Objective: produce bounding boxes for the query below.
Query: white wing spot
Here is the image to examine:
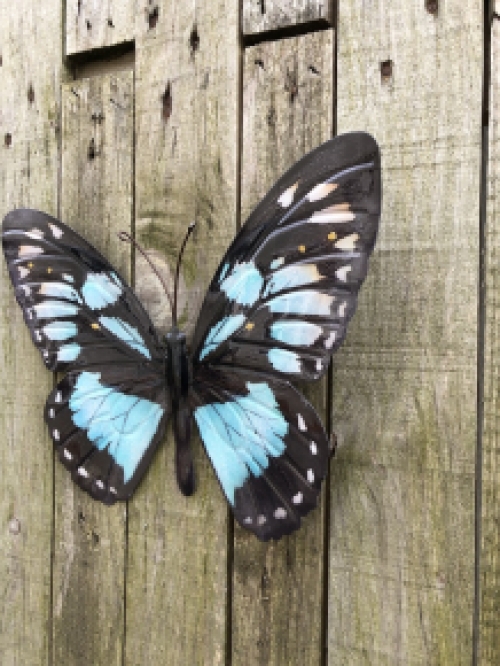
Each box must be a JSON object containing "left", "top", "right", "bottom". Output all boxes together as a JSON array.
[
  {"left": 27, "top": 310, "right": 33, "bottom": 320},
  {"left": 43, "top": 350, "right": 49, "bottom": 359},
  {"left": 277, "top": 182, "right": 299, "bottom": 208},
  {"left": 18, "top": 245, "right": 44, "bottom": 258},
  {"left": 110, "top": 486, "right": 118, "bottom": 495},
  {"left": 49, "top": 224, "right": 63, "bottom": 238},
  {"left": 324, "top": 331, "right": 337, "bottom": 349},
  {"left": 336, "top": 265, "right": 352, "bottom": 282},
  {"left": 307, "top": 182, "right": 337, "bottom": 202},
  {"left": 55, "top": 391, "right": 62, "bottom": 403},
  {"left": 34, "top": 330, "right": 42, "bottom": 342},
  {"left": 24, "top": 228, "right": 44, "bottom": 240},
  {"left": 292, "top": 492, "right": 303, "bottom": 505},
  {"left": 315, "top": 359, "right": 322, "bottom": 372},
  {"left": 53, "top": 429, "right": 60, "bottom": 441},
  {"left": 257, "top": 515, "right": 267, "bottom": 526},
  {"left": 21, "top": 284, "right": 31, "bottom": 296},
  {"left": 18, "top": 266, "right": 29, "bottom": 278},
  {"left": 62, "top": 274, "right": 74, "bottom": 283},
  {"left": 310, "top": 441, "right": 318, "bottom": 455},
  {"left": 243, "top": 517, "right": 253, "bottom": 525},
  {"left": 335, "top": 233, "right": 359, "bottom": 251},
  {"left": 298, "top": 414, "right": 307, "bottom": 431},
  {"left": 48, "top": 408, "right": 55, "bottom": 419},
  {"left": 63, "top": 449, "right": 73, "bottom": 460},
  {"left": 338, "top": 302, "right": 347, "bottom": 317},
  {"left": 307, "top": 469, "right": 315, "bottom": 483},
  {"left": 77, "top": 467, "right": 89, "bottom": 478},
  {"left": 274, "top": 508, "right": 287, "bottom": 519},
  {"left": 96, "top": 480, "right": 105, "bottom": 490}
]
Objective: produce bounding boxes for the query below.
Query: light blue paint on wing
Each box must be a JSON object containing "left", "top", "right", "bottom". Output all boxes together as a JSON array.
[
  {"left": 267, "top": 348, "right": 302, "bottom": 374},
  {"left": 69, "top": 371, "right": 164, "bottom": 482},
  {"left": 270, "top": 257, "right": 284, "bottom": 270},
  {"left": 263, "top": 264, "right": 323, "bottom": 297},
  {"left": 218, "top": 261, "right": 230, "bottom": 283},
  {"left": 81, "top": 272, "right": 122, "bottom": 310},
  {"left": 220, "top": 261, "right": 263, "bottom": 307},
  {"left": 267, "top": 290, "right": 334, "bottom": 316},
  {"left": 34, "top": 301, "right": 79, "bottom": 319},
  {"left": 199, "top": 313, "right": 245, "bottom": 361},
  {"left": 39, "top": 282, "right": 81, "bottom": 303},
  {"left": 57, "top": 343, "right": 81, "bottom": 362},
  {"left": 194, "top": 381, "right": 288, "bottom": 505},
  {"left": 270, "top": 320, "right": 322, "bottom": 347},
  {"left": 43, "top": 321, "right": 78, "bottom": 341},
  {"left": 98, "top": 316, "right": 151, "bottom": 359}
]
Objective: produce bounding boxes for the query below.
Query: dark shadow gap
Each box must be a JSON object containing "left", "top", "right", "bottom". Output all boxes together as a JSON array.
[
  {"left": 473, "top": 1, "right": 493, "bottom": 664},
  {"left": 66, "top": 41, "right": 135, "bottom": 79},
  {"left": 243, "top": 19, "right": 333, "bottom": 48}
]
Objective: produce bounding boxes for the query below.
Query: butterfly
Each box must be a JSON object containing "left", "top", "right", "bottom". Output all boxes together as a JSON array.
[{"left": 2, "top": 131, "right": 381, "bottom": 541}]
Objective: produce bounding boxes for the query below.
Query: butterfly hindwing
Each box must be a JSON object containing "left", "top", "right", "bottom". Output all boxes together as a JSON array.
[
  {"left": 191, "top": 132, "right": 381, "bottom": 381},
  {"left": 191, "top": 366, "right": 330, "bottom": 540},
  {"left": 2, "top": 209, "right": 163, "bottom": 371},
  {"left": 45, "top": 362, "right": 169, "bottom": 503}
]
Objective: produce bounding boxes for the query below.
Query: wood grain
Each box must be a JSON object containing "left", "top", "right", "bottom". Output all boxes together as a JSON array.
[
  {"left": 65, "top": 0, "right": 135, "bottom": 56},
  {"left": 479, "top": 4, "right": 500, "bottom": 664},
  {"left": 233, "top": 30, "right": 333, "bottom": 666},
  {"left": 52, "top": 73, "right": 133, "bottom": 666},
  {"left": 242, "top": 0, "right": 333, "bottom": 35},
  {"left": 330, "top": 1, "right": 482, "bottom": 664},
  {"left": 125, "top": 1, "right": 239, "bottom": 663},
  {"left": 0, "top": 2, "right": 62, "bottom": 664}
]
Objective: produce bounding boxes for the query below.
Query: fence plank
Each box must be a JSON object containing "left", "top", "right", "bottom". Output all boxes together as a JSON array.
[
  {"left": 0, "top": 2, "right": 62, "bottom": 664},
  {"left": 242, "top": 0, "right": 333, "bottom": 36},
  {"left": 480, "top": 5, "right": 500, "bottom": 664},
  {"left": 65, "top": 0, "right": 135, "bottom": 56},
  {"left": 52, "top": 73, "right": 133, "bottom": 666},
  {"left": 233, "top": 30, "right": 333, "bottom": 666},
  {"left": 125, "top": 2, "right": 239, "bottom": 663},
  {"left": 330, "top": 2, "right": 482, "bottom": 664}
]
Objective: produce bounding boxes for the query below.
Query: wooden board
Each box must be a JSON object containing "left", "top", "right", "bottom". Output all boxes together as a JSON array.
[
  {"left": 0, "top": 2, "right": 62, "bottom": 664},
  {"left": 124, "top": 2, "right": 239, "bottom": 663},
  {"left": 242, "top": 0, "right": 333, "bottom": 36},
  {"left": 479, "top": 4, "right": 500, "bottom": 664},
  {"left": 52, "top": 73, "right": 133, "bottom": 666},
  {"left": 330, "top": 1, "right": 482, "bottom": 664},
  {"left": 232, "top": 30, "right": 333, "bottom": 666},
  {"left": 66, "top": 0, "right": 135, "bottom": 56}
]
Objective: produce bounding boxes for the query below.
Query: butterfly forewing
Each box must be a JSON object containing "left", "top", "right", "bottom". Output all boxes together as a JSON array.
[{"left": 191, "top": 132, "right": 381, "bottom": 381}]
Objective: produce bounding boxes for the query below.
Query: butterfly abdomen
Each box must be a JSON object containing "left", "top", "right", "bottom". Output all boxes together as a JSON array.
[{"left": 164, "top": 328, "right": 195, "bottom": 496}]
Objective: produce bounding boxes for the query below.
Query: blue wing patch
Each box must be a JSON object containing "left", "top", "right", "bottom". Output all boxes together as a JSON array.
[
  {"left": 220, "top": 261, "right": 263, "bottom": 307},
  {"left": 69, "top": 371, "right": 164, "bottom": 483},
  {"left": 199, "top": 313, "right": 246, "bottom": 361},
  {"left": 98, "top": 316, "right": 151, "bottom": 359},
  {"left": 193, "top": 381, "right": 287, "bottom": 505},
  {"left": 269, "top": 321, "right": 322, "bottom": 346},
  {"left": 81, "top": 272, "right": 122, "bottom": 309}
]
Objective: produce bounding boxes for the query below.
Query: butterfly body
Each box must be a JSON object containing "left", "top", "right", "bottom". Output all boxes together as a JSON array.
[{"left": 2, "top": 132, "right": 381, "bottom": 540}]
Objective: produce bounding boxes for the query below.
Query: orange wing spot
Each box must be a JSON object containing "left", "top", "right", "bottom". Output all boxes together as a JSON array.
[
  {"left": 27, "top": 262, "right": 34, "bottom": 269},
  {"left": 245, "top": 322, "right": 255, "bottom": 331},
  {"left": 47, "top": 267, "right": 53, "bottom": 274},
  {"left": 328, "top": 232, "right": 337, "bottom": 241},
  {"left": 298, "top": 245, "right": 306, "bottom": 253},
  {"left": 91, "top": 322, "right": 100, "bottom": 330}
]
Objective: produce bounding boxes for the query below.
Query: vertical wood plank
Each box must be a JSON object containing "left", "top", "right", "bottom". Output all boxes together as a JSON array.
[
  {"left": 233, "top": 31, "right": 333, "bottom": 666},
  {"left": 480, "top": 4, "right": 500, "bottom": 664},
  {"left": 52, "top": 73, "right": 133, "bottom": 666},
  {"left": 242, "top": 0, "right": 333, "bottom": 36},
  {"left": 330, "top": 2, "right": 482, "bottom": 664},
  {"left": 0, "top": 2, "right": 62, "bottom": 664},
  {"left": 125, "top": 2, "right": 239, "bottom": 663},
  {"left": 66, "top": 0, "right": 135, "bottom": 56}
]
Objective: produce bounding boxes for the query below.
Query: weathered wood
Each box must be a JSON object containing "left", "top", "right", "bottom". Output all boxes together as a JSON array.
[
  {"left": 330, "top": 2, "right": 482, "bottom": 664},
  {"left": 480, "top": 5, "right": 500, "bottom": 664},
  {"left": 52, "top": 73, "right": 133, "bottom": 666},
  {"left": 242, "top": 0, "right": 333, "bottom": 35},
  {"left": 233, "top": 30, "right": 333, "bottom": 666},
  {"left": 0, "top": 2, "right": 62, "bottom": 664},
  {"left": 66, "top": 0, "right": 135, "bottom": 56},
  {"left": 125, "top": 2, "right": 239, "bottom": 663}
]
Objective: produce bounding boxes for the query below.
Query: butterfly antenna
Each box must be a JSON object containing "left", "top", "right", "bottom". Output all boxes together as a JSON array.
[
  {"left": 117, "top": 231, "right": 175, "bottom": 315},
  {"left": 172, "top": 221, "right": 196, "bottom": 327}
]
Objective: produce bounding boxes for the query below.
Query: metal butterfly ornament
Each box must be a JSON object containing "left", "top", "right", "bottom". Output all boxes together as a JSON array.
[{"left": 2, "top": 132, "right": 381, "bottom": 541}]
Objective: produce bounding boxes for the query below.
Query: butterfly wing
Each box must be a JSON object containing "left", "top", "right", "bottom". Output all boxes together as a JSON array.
[
  {"left": 190, "top": 132, "right": 381, "bottom": 539},
  {"left": 2, "top": 209, "right": 169, "bottom": 501}
]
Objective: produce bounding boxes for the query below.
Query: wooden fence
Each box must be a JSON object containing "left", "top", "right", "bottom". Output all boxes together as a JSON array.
[{"left": 0, "top": 1, "right": 497, "bottom": 664}]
